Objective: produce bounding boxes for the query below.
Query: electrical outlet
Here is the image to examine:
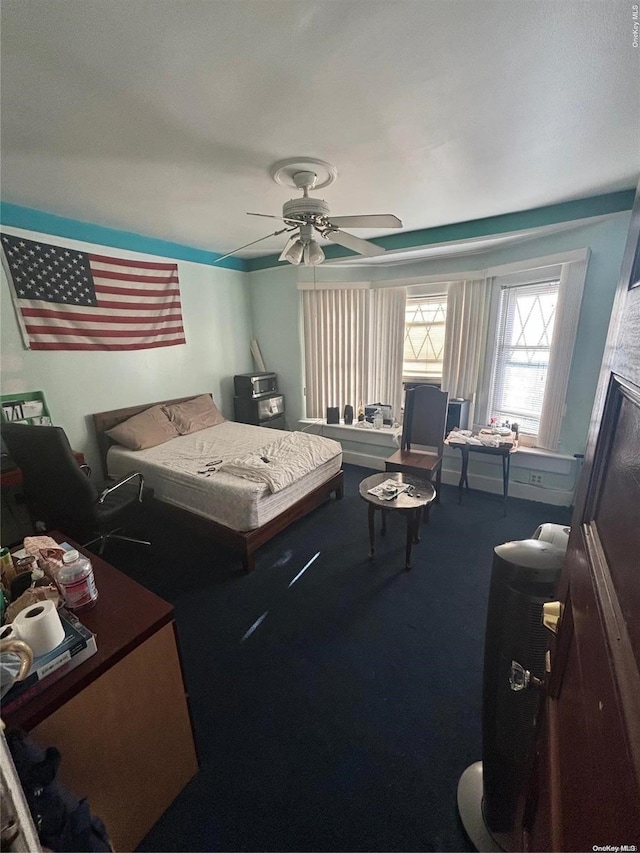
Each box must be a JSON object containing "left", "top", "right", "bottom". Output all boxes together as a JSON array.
[{"left": 529, "top": 472, "right": 544, "bottom": 486}]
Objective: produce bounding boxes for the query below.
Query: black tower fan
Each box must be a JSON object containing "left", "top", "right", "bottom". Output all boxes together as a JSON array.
[{"left": 457, "top": 537, "right": 565, "bottom": 851}]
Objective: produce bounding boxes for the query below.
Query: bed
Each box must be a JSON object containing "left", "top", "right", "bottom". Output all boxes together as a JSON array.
[{"left": 92, "top": 394, "right": 343, "bottom": 572}]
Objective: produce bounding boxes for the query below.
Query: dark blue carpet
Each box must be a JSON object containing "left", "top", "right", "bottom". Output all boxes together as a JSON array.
[{"left": 101, "top": 464, "right": 570, "bottom": 853}]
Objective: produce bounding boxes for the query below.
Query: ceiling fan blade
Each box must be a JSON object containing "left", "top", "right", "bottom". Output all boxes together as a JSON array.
[
  {"left": 213, "top": 226, "right": 295, "bottom": 264},
  {"left": 327, "top": 214, "right": 403, "bottom": 229},
  {"left": 278, "top": 234, "right": 300, "bottom": 262},
  {"left": 324, "top": 229, "right": 386, "bottom": 257}
]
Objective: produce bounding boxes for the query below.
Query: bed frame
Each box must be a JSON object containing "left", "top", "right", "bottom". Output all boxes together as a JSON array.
[{"left": 92, "top": 395, "right": 343, "bottom": 573}]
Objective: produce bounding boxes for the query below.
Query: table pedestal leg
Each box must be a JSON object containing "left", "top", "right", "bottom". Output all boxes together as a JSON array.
[
  {"left": 381, "top": 508, "right": 387, "bottom": 536},
  {"left": 405, "top": 511, "right": 417, "bottom": 569},
  {"left": 458, "top": 447, "right": 470, "bottom": 504},
  {"left": 368, "top": 504, "right": 376, "bottom": 559},
  {"left": 502, "top": 454, "right": 511, "bottom": 516}
]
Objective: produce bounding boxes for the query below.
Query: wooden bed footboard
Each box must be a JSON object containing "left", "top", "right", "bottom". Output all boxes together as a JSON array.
[
  {"left": 151, "top": 469, "right": 343, "bottom": 572},
  {"left": 92, "top": 396, "right": 344, "bottom": 572}
]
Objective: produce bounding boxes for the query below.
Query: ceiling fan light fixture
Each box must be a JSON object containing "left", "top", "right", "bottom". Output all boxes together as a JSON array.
[
  {"left": 283, "top": 239, "right": 304, "bottom": 265},
  {"left": 225, "top": 160, "right": 402, "bottom": 266},
  {"left": 304, "top": 240, "right": 325, "bottom": 266}
]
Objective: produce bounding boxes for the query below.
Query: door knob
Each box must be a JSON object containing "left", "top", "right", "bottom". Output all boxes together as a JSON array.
[{"left": 509, "top": 660, "right": 545, "bottom": 692}]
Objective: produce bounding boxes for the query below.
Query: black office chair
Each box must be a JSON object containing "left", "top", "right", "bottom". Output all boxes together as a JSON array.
[
  {"left": 1, "top": 423, "right": 151, "bottom": 554},
  {"left": 385, "top": 384, "right": 449, "bottom": 518}
]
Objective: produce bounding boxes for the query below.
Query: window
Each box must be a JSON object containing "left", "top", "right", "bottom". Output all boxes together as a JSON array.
[
  {"left": 487, "top": 280, "right": 559, "bottom": 435},
  {"left": 403, "top": 294, "right": 447, "bottom": 382}
]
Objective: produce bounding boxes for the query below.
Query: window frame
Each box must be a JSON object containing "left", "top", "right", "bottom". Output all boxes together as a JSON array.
[
  {"left": 402, "top": 283, "right": 449, "bottom": 384},
  {"left": 487, "top": 275, "right": 560, "bottom": 438},
  {"left": 477, "top": 253, "right": 589, "bottom": 448}
]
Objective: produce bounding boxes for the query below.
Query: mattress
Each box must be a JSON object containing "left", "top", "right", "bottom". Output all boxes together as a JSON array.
[{"left": 106, "top": 421, "right": 342, "bottom": 531}]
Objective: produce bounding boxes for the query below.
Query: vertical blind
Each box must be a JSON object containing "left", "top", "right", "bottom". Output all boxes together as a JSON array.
[
  {"left": 488, "top": 279, "right": 559, "bottom": 434},
  {"left": 369, "top": 287, "right": 406, "bottom": 423},
  {"left": 302, "top": 288, "right": 370, "bottom": 419},
  {"left": 302, "top": 287, "right": 406, "bottom": 420}
]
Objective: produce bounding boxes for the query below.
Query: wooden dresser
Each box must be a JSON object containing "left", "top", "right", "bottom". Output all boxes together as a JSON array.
[{"left": 2, "top": 533, "right": 199, "bottom": 852}]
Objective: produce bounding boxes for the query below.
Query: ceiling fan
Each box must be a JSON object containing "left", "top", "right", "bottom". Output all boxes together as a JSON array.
[{"left": 215, "top": 159, "right": 403, "bottom": 266}]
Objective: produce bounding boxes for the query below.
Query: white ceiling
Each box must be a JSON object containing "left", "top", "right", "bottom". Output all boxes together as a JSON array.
[{"left": 1, "top": 0, "right": 638, "bottom": 261}]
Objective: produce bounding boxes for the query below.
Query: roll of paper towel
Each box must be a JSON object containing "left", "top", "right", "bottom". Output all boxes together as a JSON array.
[
  {"left": 0, "top": 623, "right": 22, "bottom": 643},
  {"left": 13, "top": 599, "right": 65, "bottom": 657}
]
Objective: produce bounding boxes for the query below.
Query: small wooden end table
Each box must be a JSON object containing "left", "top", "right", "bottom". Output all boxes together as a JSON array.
[
  {"left": 358, "top": 472, "right": 436, "bottom": 569},
  {"left": 445, "top": 434, "right": 518, "bottom": 515}
]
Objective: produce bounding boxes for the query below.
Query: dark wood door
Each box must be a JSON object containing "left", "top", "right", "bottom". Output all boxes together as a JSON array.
[{"left": 520, "top": 186, "right": 640, "bottom": 852}]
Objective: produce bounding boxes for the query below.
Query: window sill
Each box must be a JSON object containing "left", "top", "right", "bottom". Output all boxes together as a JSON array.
[
  {"left": 299, "top": 419, "right": 402, "bottom": 448},
  {"left": 511, "top": 445, "right": 575, "bottom": 474}
]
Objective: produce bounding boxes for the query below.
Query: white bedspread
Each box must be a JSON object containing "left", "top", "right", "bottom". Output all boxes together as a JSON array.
[
  {"left": 106, "top": 421, "right": 342, "bottom": 531},
  {"left": 219, "top": 431, "right": 339, "bottom": 492}
]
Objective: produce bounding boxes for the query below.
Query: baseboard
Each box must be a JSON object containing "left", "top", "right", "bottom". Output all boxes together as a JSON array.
[
  {"left": 342, "top": 450, "right": 387, "bottom": 470},
  {"left": 440, "top": 468, "right": 573, "bottom": 506}
]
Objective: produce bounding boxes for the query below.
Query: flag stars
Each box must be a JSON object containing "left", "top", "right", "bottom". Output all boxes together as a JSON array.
[{"left": 2, "top": 234, "right": 98, "bottom": 308}]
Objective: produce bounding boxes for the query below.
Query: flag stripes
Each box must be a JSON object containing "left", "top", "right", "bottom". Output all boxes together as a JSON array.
[{"left": 1, "top": 233, "right": 186, "bottom": 351}]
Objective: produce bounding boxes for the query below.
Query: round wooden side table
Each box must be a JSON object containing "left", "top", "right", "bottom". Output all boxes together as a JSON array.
[{"left": 358, "top": 472, "right": 436, "bottom": 569}]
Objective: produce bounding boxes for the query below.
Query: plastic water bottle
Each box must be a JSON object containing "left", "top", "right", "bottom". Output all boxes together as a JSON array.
[
  {"left": 56, "top": 549, "right": 98, "bottom": 612},
  {"left": 0, "top": 546, "right": 14, "bottom": 587},
  {"left": 373, "top": 408, "right": 384, "bottom": 429}
]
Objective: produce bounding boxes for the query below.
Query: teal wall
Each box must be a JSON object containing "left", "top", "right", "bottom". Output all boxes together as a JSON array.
[
  {"left": 247, "top": 264, "right": 304, "bottom": 427},
  {"left": 248, "top": 213, "right": 632, "bottom": 456}
]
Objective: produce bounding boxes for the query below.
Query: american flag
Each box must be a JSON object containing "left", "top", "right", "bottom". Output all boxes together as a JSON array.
[{"left": 1, "top": 233, "right": 186, "bottom": 351}]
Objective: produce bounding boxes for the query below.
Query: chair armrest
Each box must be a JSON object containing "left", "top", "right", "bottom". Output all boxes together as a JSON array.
[{"left": 98, "top": 471, "right": 145, "bottom": 503}]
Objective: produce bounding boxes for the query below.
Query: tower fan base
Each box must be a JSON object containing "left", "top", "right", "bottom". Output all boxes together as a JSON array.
[{"left": 456, "top": 762, "right": 509, "bottom": 852}]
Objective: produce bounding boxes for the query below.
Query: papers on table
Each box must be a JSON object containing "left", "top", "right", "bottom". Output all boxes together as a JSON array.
[
  {"left": 446, "top": 429, "right": 516, "bottom": 447},
  {"left": 367, "top": 478, "right": 411, "bottom": 500}
]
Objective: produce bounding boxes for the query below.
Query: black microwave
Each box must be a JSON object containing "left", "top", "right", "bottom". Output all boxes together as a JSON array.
[{"left": 234, "top": 372, "right": 278, "bottom": 398}]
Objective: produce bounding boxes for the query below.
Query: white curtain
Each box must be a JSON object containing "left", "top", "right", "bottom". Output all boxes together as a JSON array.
[
  {"left": 441, "top": 277, "right": 493, "bottom": 427},
  {"left": 537, "top": 256, "right": 588, "bottom": 450},
  {"left": 368, "top": 287, "right": 407, "bottom": 423},
  {"left": 302, "top": 286, "right": 407, "bottom": 420}
]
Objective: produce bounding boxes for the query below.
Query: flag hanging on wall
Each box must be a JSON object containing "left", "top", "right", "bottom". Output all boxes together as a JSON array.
[{"left": 1, "top": 232, "right": 186, "bottom": 351}]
